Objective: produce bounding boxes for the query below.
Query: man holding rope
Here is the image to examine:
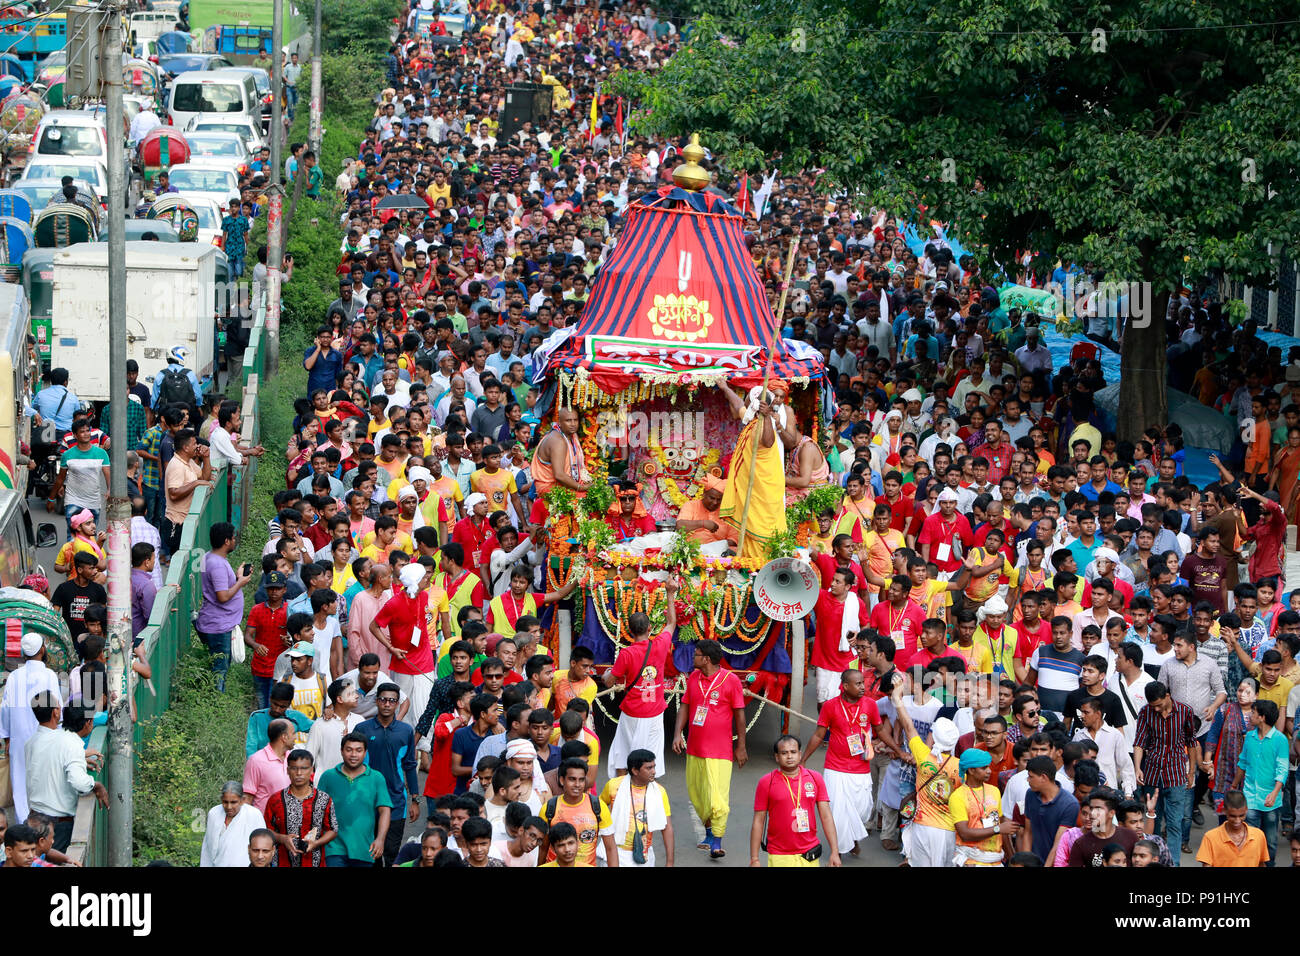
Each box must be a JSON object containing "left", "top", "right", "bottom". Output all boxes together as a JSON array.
[{"left": 603, "top": 578, "right": 680, "bottom": 781}]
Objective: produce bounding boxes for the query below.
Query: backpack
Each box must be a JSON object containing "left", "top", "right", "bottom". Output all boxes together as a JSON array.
[
  {"left": 156, "top": 365, "right": 192, "bottom": 409},
  {"left": 545, "top": 793, "right": 601, "bottom": 820}
]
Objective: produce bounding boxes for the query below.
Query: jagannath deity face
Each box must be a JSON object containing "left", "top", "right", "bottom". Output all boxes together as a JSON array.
[{"left": 660, "top": 438, "right": 702, "bottom": 478}]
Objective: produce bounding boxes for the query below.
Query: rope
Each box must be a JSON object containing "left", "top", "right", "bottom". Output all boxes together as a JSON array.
[{"left": 742, "top": 687, "right": 819, "bottom": 726}]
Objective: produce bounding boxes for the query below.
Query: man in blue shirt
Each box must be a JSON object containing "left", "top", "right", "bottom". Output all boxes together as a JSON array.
[
  {"left": 31, "top": 367, "right": 79, "bottom": 438},
  {"left": 356, "top": 683, "right": 419, "bottom": 865},
  {"left": 244, "top": 683, "right": 313, "bottom": 758},
  {"left": 303, "top": 326, "right": 344, "bottom": 394},
  {"left": 149, "top": 356, "right": 203, "bottom": 408},
  {"left": 1022, "top": 755, "right": 1080, "bottom": 862},
  {"left": 1079, "top": 455, "right": 1123, "bottom": 502},
  {"left": 1232, "top": 698, "right": 1289, "bottom": 866}
]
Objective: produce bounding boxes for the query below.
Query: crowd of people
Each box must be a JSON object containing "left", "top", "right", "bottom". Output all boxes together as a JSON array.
[{"left": 4, "top": 0, "right": 1300, "bottom": 871}]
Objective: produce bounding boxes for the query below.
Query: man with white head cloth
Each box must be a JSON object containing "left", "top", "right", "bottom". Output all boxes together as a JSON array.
[
  {"left": 369, "top": 562, "right": 437, "bottom": 745},
  {"left": 0, "top": 633, "right": 64, "bottom": 824},
  {"left": 892, "top": 681, "right": 963, "bottom": 867}
]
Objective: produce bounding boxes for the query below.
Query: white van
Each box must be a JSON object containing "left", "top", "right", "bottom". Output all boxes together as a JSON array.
[
  {"left": 129, "top": 10, "right": 181, "bottom": 44},
  {"left": 167, "top": 69, "right": 260, "bottom": 132}
]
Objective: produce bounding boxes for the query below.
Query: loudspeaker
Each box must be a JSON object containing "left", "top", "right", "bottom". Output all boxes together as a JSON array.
[
  {"left": 752, "top": 558, "right": 818, "bottom": 621},
  {"left": 499, "top": 83, "right": 553, "bottom": 141}
]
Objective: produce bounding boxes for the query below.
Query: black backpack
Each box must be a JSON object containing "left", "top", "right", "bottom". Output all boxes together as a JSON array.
[{"left": 156, "top": 365, "right": 192, "bottom": 409}]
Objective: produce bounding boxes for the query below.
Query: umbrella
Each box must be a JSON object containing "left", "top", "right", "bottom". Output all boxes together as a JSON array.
[{"left": 376, "top": 195, "right": 429, "bottom": 210}]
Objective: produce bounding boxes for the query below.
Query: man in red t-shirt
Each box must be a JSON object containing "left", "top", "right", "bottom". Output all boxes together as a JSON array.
[
  {"left": 603, "top": 578, "right": 679, "bottom": 780},
  {"left": 868, "top": 575, "right": 926, "bottom": 659},
  {"left": 879, "top": 471, "right": 915, "bottom": 535},
  {"left": 810, "top": 565, "right": 860, "bottom": 707},
  {"left": 370, "top": 564, "right": 435, "bottom": 747},
  {"left": 750, "top": 734, "right": 841, "bottom": 867},
  {"left": 800, "top": 669, "right": 882, "bottom": 857},
  {"left": 245, "top": 572, "right": 291, "bottom": 710},
  {"left": 918, "top": 488, "right": 974, "bottom": 576},
  {"left": 672, "top": 638, "right": 748, "bottom": 858},
  {"left": 813, "top": 535, "right": 868, "bottom": 598},
  {"left": 1012, "top": 594, "right": 1052, "bottom": 683},
  {"left": 897, "top": 617, "right": 948, "bottom": 673}
]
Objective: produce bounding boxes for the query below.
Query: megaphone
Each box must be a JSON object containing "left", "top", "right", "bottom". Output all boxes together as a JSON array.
[{"left": 752, "top": 557, "right": 818, "bottom": 622}]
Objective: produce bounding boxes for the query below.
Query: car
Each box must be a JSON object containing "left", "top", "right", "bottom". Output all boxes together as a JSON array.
[
  {"left": 183, "top": 113, "right": 264, "bottom": 152},
  {"left": 183, "top": 132, "right": 251, "bottom": 176},
  {"left": 223, "top": 65, "right": 275, "bottom": 132},
  {"left": 174, "top": 193, "right": 226, "bottom": 248},
  {"left": 164, "top": 163, "right": 240, "bottom": 208},
  {"left": 31, "top": 111, "right": 108, "bottom": 164},
  {"left": 20, "top": 160, "right": 110, "bottom": 208},
  {"left": 156, "top": 53, "right": 233, "bottom": 79},
  {"left": 82, "top": 93, "right": 152, "bottom": 128}
]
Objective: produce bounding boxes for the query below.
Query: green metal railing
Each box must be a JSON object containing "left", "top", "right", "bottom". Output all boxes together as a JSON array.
[{"left": 69, "top": 299, "right": 268, "bottom": 866}]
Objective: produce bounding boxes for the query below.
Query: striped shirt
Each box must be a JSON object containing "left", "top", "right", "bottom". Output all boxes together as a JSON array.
[{"left": 1132, "top": 700, "right": 1197, "bottom": 789}]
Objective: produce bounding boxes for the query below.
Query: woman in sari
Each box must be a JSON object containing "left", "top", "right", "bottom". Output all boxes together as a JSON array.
[
  {"left": 1200, "top": 677, "right": 1256, "bottom": 823},
  {"left": 1267, "top": 425, "right": 1300, "bottom": 523}
]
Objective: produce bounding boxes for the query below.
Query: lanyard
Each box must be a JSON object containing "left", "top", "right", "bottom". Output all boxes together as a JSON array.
[
  {"left": 697, "top": 668, "right": 724, "bottom": 702},
  {"left": 780, "top": 769, "right": 804, "bottom": 813},
  {"left": 839, "top": 697, "right": 863, "bottom": 731},
  {"left": 887, "top": 602, "right": 906, "bottom": 635}
]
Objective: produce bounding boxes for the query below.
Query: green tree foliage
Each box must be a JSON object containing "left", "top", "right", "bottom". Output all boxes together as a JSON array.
[
  {"left": 318, "top": 0, "right": 404, "bottom": 55},
  {"left": 618, "top": 0, "right": 1300, "bottom": 436}
]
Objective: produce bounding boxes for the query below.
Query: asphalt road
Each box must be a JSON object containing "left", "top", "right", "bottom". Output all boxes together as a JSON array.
[{"left": 541, "top": 682, "right": 1284, "bottom": 868}]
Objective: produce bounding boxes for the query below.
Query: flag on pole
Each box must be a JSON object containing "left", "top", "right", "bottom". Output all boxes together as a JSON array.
[
  {"left": 588, "top": 85, "right": 600, "bottom": 144},
  {"left": 613, "top": 96, "right": 624, "bottom": 145},
  {"left": 737, "top": 171, "right": 749, "bottom": 215},
  {"left": 752, "top": 168, "right": 778, "bottom": 220}
]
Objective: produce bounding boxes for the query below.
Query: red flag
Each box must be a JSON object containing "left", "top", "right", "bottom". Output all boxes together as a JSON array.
[
  {"left": 738, "top": 171, "right": 749, "bottom": 215},
  {"left": 614, "top": 97, "right": 624, "bottom": 144}
]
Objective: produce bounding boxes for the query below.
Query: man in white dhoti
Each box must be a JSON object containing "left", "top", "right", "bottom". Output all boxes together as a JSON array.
[
  {"left": 800, "top": 670, "right": 882, "bottom": 856},
  {"left": 0, "top": 634, "right": 64, "bottom": 824}
]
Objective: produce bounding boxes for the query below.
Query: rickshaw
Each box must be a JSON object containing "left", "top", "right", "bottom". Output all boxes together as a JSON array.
[
  {"left": 137, "top": 126, "right": 190, "bottom": 185},
  {"left": 0, "top": 215, "right": 32, "bottom": 279},
  {"left": 0, "top": 92, "right": 42, "bottom": 145},
  {"left": 0, "top": 188, "right": 33, "bottom": 223},
  {"left": 32, "top": 201, "right": 98, "bottom": 248},
  {"left": 147, "top": 194, "right": 199, "bottom": 241},
  {"left": 0, "top": 54, "right": 23, "bottom": 81},
  {"left": 123, "top": 58, "right": 161, "bottom": 99},
  {"left": 0, "top": 75, "right": 21, "bottom": 100},
  {"left": 22, "top": 246, "right": 55, "bottom": 366}
]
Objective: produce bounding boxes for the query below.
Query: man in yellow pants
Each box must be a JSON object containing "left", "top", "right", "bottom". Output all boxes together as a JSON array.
[
  {"left": 749, "top": 735, "right": 842, "bottom": 867},
  {"left": 672, "top": 639, "right": 748, "bottom": 859}
]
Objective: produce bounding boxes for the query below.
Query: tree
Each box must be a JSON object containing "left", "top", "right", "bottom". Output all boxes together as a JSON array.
[{"left": 615, "top": 1, "right": 1300, "bottom": 439}]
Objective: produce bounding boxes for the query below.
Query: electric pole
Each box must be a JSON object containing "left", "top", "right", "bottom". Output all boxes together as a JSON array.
[
  {"left": 264, "top": 0, "right": 284, "bottom": 375},
  {"left": 309, "top": 0, "right": 321, "bottom": 155},
  {"left": 103, "top": 0, "right": 134, "bottom": 868}
]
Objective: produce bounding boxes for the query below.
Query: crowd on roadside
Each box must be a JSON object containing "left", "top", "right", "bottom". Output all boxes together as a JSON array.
[{"left": 5, "top": 0, "right": 1300, "bottom": 871}]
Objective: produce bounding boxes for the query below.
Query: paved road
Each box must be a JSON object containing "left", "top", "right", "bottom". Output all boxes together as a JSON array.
[{"left": 565, "top": 682, "right": 1282, "bottom": 868}]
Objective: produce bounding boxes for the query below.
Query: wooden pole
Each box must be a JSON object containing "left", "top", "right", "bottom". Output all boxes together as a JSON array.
[{"left": 735, "top": 239, "right": 799, "bottom": 554}]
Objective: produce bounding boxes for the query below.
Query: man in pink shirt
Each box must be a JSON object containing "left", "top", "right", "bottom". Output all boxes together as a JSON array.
[
  {"left": 242, "top": 718, "right": 294, "bottom": 814},
  {"left": 347, "top": 562, "right": 393, "bottom": 670},
  {"left": 1125, "top": 471, "right": 1155, "bottom": 521}
]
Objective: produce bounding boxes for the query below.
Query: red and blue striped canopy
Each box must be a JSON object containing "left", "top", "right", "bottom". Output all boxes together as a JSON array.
[{"left": 541, "top": 185, "right": 823, "bottom": 390}]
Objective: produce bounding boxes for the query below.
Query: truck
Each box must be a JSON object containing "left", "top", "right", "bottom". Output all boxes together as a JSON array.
[
  {"left": 47, "top": 241, "right": 218, "bottom": 402},
  {"left": 190, "top": 0, "right": 309, "bottom": 62},
  {"left": 0, "top": 283, "right": 55, "bottom": 586}
]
